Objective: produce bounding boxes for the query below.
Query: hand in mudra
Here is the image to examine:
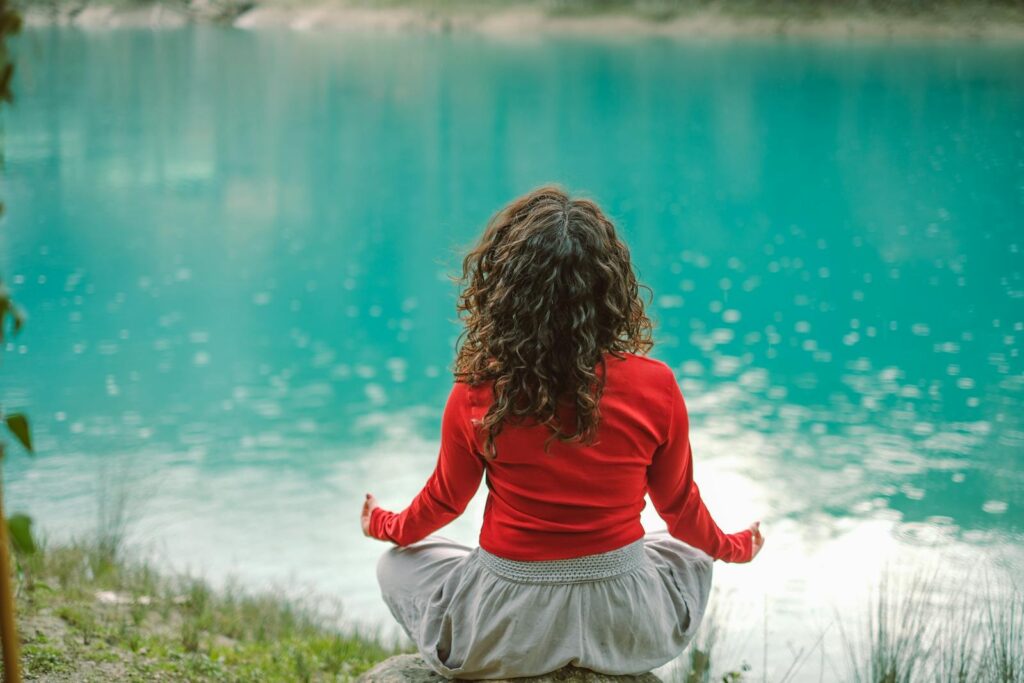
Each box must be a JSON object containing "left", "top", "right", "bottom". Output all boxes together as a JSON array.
[
  {"left": 748, "top": 520, "right": 765, "bottom": 561},
  {"left": 361, "top": 493, "right": 379, "bottom": 538}
]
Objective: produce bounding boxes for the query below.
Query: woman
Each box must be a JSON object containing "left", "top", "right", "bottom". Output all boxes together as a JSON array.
[{"left": 360, "top": 185, "right": 764, "bottom": 679}]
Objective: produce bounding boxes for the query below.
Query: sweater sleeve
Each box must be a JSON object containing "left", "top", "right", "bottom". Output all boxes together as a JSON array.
[
  {"left": 646, "top": 373, "right": 753, "bottom": 563},
  {"left": 368, "top": 381, "right": 485, "bottom": 546}
]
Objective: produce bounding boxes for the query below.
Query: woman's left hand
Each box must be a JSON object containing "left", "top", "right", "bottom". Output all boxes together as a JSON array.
[
  {"left": 361, "top": 493, "right": 379, "bottom": 538},
  {"left": 747, "top": 520, "right": 764, "bottom": 561}
]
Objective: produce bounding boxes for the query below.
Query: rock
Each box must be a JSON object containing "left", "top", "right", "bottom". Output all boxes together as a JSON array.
[
  {"left": 188, "top": 0, "right": 254, "bottom": 23},
  {"left": 357, "top": 654, "right": 661, "bottom": 683}
]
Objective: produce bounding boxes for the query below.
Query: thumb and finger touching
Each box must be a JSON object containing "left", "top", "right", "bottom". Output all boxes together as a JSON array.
[
  {"left": 746, "top": 520, "right": 765, "bottom": 561},
  {"left": 361, "top": 494, "right": 380, "bottom": 537}
]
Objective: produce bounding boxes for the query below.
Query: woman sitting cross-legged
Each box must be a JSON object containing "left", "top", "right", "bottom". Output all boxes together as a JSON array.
[{"left": 360, "top": 184, "right": 765, "bottom": 680}]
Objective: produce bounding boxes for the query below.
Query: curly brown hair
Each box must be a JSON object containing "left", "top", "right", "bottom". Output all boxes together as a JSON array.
[{"left": 452, "top": 184, "right": 655, "bottom": 462}]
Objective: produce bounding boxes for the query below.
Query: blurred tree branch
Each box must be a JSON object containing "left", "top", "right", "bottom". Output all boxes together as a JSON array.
[{"left": 0, "top": 3, "right": 27, "bottom": 681}]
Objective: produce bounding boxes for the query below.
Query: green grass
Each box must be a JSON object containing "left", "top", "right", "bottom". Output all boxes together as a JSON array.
[
  {"left": 662, "top": 567, "right": 1024, "bottom": 683},
  {"left": 838, "top": 567, "right": 1024, "bottom": 683},
  {"left": 13, "top": 540, "right": 410, "bottom": 682},
  {"left": 981, "top": 589, "right": 1023, "bottom": 683},
  {"left": 11, "top": 540, "right": 1024, "bottom": 682}
]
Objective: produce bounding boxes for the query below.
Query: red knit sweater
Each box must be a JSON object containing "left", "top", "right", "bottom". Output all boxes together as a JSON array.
[{"left": 368, "top": 352, "right": 753, "bottom": 563}]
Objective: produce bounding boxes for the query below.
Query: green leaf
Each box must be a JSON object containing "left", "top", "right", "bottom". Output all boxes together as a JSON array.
[
  {"left": 0, "top": 299, "right": 9, "bottom": 346},
  {"left": 0, "top": 285, "right": 10, "bottom": 343},
  {"left": 0, "top": 63, "right": 14, "bottom": 104},
  {"left": 0, "top": 281, "right": 26, "bottom": 340},
  {"left": 7, "top": 513, "right": 36, "bottom": 555},
  {"left": 12, "top": 305, "right": 25, "bottom": 334},
  {"left": 5, "top": 413, "right": 32, "bottom": 452}
]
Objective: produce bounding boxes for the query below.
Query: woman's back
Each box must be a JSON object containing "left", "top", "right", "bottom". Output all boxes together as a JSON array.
[
  {"left": 370, "top": 350, "right": 752, "bottom": 563},
  {"left": 472, "top": 351, "right": 677, "bottom": 560}
]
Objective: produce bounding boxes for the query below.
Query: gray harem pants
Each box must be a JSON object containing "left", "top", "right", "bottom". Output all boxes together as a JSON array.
[{"left": 375, "top": 529, "right": 714, "bottom": 679}]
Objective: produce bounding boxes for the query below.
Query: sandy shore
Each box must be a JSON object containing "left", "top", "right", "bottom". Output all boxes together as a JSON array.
[{"left": 19, "top": 0, "right": 1024, "bottom": 39}]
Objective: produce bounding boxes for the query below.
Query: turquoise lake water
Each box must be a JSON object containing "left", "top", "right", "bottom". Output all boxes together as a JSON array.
[{"left": 2, "top": 27, "right": 1023, "bottom": 679}]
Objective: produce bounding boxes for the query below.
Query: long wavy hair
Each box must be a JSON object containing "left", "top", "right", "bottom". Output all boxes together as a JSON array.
[{"left": 452, "top": 185, "right": 655, "bottom": 462}]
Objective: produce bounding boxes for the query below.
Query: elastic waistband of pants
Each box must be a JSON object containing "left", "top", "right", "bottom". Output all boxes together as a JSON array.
[{"left": 476, "top": 538, "right": 647, "bottom": 584}]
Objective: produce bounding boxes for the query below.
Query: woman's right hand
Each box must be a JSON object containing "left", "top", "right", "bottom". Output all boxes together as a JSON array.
[
  {"left": 748, "top": 520, "right": 764, "bottom": 561},
  {"left": 361, "top": 493, "right": 379, "bottom": 538}
]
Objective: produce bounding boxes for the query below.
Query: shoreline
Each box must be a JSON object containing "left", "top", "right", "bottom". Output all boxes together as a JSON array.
[
  {"left": 15, "top": 541, "right": 405, "bottom": 680},
  {"left": 14, "top": 539, "right": 1024, "bottom": 681},
  {"left": 17, "top": 0, "right": 1024, "bottom": 39}
]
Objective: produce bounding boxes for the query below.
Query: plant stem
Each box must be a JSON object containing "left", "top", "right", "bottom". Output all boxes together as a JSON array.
[{"left": 0, "top": 460, "right": 23, "bottom": 683}]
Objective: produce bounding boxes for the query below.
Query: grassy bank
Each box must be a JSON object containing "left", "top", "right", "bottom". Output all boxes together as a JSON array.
[
  {"left": 12, "top": 541, "right": 407, "bottom": 681},
  {"left": 9, "top": 539, "right": 1024, "bottom": 681}
]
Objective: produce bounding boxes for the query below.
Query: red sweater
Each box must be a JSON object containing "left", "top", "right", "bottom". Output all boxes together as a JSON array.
[{"left": 369, "top": 352, "right": 753, "bottom": 563}]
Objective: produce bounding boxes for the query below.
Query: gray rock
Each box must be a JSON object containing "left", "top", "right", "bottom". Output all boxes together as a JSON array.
[{"left": 357, "top": 654, "right": 662, "bottom": 683}]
